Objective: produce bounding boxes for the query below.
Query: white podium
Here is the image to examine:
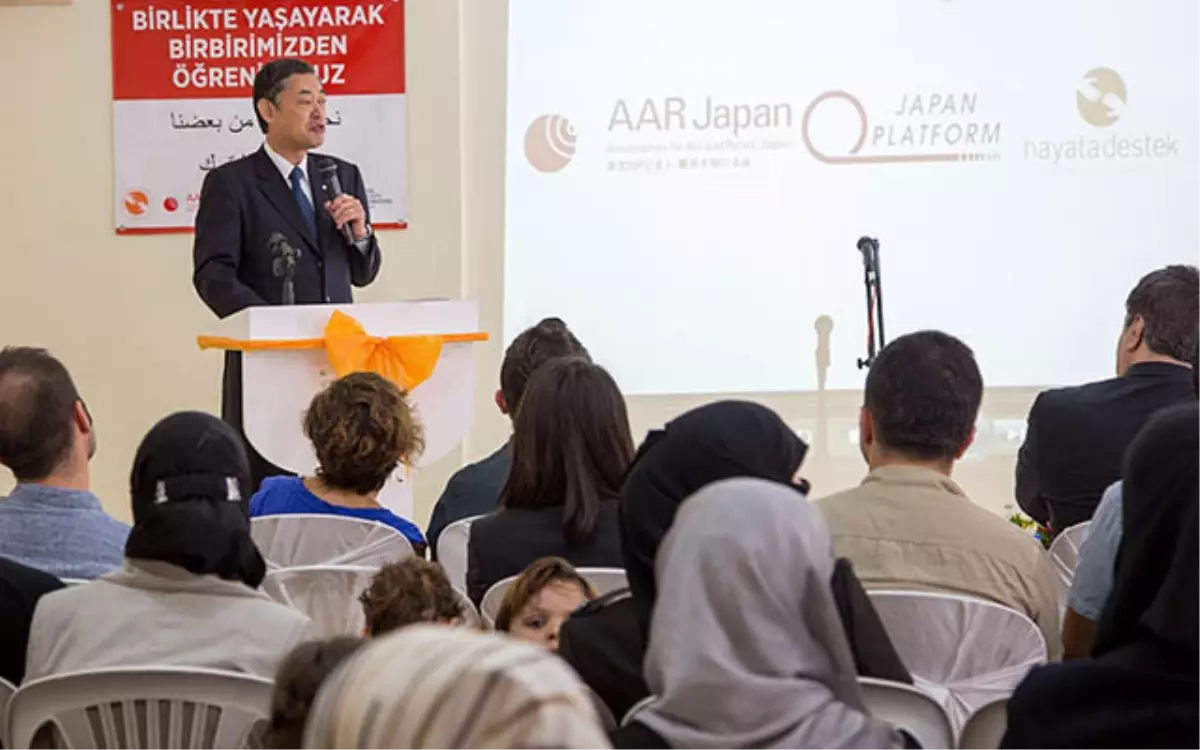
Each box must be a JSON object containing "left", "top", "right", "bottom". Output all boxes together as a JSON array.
[{"left": 202, "top": 300, "right": 484, "bottom": 517}]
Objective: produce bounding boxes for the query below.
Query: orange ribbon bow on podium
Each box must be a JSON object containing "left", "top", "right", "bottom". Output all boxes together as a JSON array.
[{"left": 197, "top": 310, "right": 488, "bottom": 392}]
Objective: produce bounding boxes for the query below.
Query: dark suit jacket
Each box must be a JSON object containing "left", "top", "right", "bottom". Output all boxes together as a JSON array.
[
  {"left": 192, "top": 147, "right": 382, "bottom": 317},
  {"left": 466, "top": 502, "right": 623, "bottom": 605},
  {"left": 427, "top": 442, "right": 511, "bottom": 558},
  {"left": 1016, "top": 362, "right": 1196, "bottom": 531},
  {"left": 0, "top": 556, "right": 63, "bottom": 684}
]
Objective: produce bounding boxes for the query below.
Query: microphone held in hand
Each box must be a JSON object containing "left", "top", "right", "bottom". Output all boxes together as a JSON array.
[
  {"left": 319, "top": 160, "right": 356, "bottom": 245},
  {"left": 269, "top": 232, "right": 301, "bottom": 305}
]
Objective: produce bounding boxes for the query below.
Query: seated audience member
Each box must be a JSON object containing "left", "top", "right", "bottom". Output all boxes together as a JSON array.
[
  {"left": 562, "top": 400, "right": 907, "bottom": 722},
  {"left": 302, "top": 625, "right": 611, "bottom": 748},
  {"left": 816, "top": 330, "right": 1062, "bottom": 655},
  {"left": 0, "top": 347, "right": 128, "bottom": 579},
  {"left": 25, "top": 412, "right": 312, "bottom": 681},
  {"left": 0, "top": 557, "right": 63, "bottom": 684},
  {"left": 466, "top": 358, "right": 632, "bottom": 604},
  {"left": 494, "top": 557, "right": 596, "bottom": 651},
  {"left": 267, "top": 637, "right": 365, "bottom": 749},
  {"left": 1003, "top": 404, "right": 1199, "bottom": 748},
  {"left": 427, "top": 318, "right": 590, "bottom": 556},
  {"left": 1016, "top": 264, "right": 1198, "bottom": 532},
  {"left": 615, "top": 478, "right": 901, "bottom": 749},
  {"left": 1062, "top": 336, "right": 1200, "bottom": 659},
  {"left": 359, "top": 558, "right": 464, "bottom": 636},
  {"left": 250, "top": 371, "right": 427, "bottom": 551}
]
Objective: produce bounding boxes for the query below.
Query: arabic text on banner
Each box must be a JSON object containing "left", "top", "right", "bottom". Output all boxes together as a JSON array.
[{"left": 110, "top": 0, "right": 407, "bottom": 232}]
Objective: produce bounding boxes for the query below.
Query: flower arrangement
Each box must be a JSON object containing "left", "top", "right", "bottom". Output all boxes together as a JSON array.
[{"left": 1006, "top": 506, "right": 1052, "bottom": 549}]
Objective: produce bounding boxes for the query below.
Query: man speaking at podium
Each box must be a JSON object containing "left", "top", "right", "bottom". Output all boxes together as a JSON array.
[{"left": 192, "top": 58, "right": 383, "bottom": 487}]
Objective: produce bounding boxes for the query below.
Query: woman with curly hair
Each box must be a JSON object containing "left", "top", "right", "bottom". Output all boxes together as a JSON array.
[{"left": 249, "top": 371, "right": 426, "bottom": 550}]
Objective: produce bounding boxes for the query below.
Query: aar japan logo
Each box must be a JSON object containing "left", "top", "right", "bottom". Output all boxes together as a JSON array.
[{"left": 524, "top": 115, "right": 577, "bottom": 173}]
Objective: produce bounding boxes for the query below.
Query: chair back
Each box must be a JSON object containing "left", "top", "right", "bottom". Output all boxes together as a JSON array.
[
  {"left": 1048, "top": 521, "right": 1090, "bottom": 592},
  {"left": 958, "top": 697, "right": 1009, "bottom": 749},
  {"left": 577, "top": 567, "right": 629, "bottom": 597},
  {"left": 620, "top": 695, "right": 656, "bottom": 728},
  {"left": 251, "top": 514, "right": 412, "bottom": 569},
  {"left": 436, "top": 516, "right": 479, "bottom": 593},
  {"left": 867, "top": 590, "right": 1046, "bottom": 733},
  {"left": 858, "top": 677, "right": 954, "bottom": 749},
  {"left": 263, "top": 565, "right": 378, "bottom": 638},
  {"left": 6, "top": 667, "right": 272, "bottom": 749},
  {"left": 480, "top": 575, "right": 517, "bottom": 627},
  {"left": 0, "top": 676, "right": 15, "bottom": 748}
]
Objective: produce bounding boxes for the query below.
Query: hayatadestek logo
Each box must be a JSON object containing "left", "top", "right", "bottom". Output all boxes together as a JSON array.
[
  {"left": 1077, "top": 67, "right": 1126, "bottom": 128},
  {"left": 1025, "top": 67, "right": 1177, "bottom": 163},
  {"left": 524, "top": 114, "right": 577, "bottom": 173},
  {"left": 122, "top": 189, "right": 150, "bottom": 218}
]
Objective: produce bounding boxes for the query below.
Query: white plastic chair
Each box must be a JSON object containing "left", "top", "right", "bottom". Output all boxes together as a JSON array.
[
  {"left": 577, "top": 567, "right": 629, "bottom": 597},
  {"left": 867, "top": 590, "right": 1046, "bottom": 733},
  {"left": 620, "top": 695, "right": 656, "bottom": 727},
  {"left": 436, "top": 516, "right": 480, "bottom": 593},
  {"left": 251, "top": 514, "right": 412, "bottom": 570},
  {"left": 263, "top": 564, "right": 378, "bottom": 638},
  {"left": 858, "top": 677, "right": 954, "bottom": 750},
  {"left": 1048, "top": 521, "right": 1090, "bottom": 593},
  {"left": 958, "top": 697, "right": 1009, "bottom": 749},
  {"left": 0, "top": 676, "right": 16, "bottom": 748},
  {"left": 6, "top": 667, "right": 272, "bottom": 749},
  {"left": 480, "top": 576, "right": 516, "bottom": 627}
]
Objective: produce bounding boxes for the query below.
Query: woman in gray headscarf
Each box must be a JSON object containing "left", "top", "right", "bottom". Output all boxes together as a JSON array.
[{"left": 622, "top": 477, "right": 901, "bottom": 749}]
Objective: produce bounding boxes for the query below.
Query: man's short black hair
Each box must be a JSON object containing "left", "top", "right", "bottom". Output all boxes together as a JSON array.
[
  {"left": 252, "top": 58, "right": 316, "bottom": 134},
  {"left": 0, "top": 347, "right": 83, "bottom": 481},
  {"left": 499, "top": 318, "right": 590, "bottom": 416},
  {"left": 864, "top": 330, "right": 983, "bottom": 462},
  {"left": 1124, "top": 265, "right": 1199, "bottom": 363}
]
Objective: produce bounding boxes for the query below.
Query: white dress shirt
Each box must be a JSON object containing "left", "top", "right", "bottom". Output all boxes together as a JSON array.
[{"left": 264, "top": 141, "right": 313, "bottom": 206}]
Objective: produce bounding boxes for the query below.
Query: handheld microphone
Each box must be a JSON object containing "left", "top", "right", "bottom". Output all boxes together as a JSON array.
[
  {"left": 318, "top": 160, "right": 356, "bottom": 245},
  {"left": 269, "top": 232, "right": 301, "bottom": 305}
]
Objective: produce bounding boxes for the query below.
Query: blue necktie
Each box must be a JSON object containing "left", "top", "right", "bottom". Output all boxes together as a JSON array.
[{"left": 290, "top": 166, "right": 317, "bottom": 237}]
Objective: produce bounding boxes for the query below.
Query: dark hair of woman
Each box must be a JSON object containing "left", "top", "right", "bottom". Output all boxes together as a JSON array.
[{"left": 498, "top": 357, "right": 634, "bottom": 546}]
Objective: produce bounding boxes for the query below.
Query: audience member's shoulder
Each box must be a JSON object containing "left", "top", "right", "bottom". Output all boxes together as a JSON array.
[{"left": 1033, "top": 373, "right": 1124, "bottom": 414}]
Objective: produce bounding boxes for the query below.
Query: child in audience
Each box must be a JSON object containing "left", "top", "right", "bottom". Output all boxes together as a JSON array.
[
  {"left": 267, "top": 637, "right": 365, "bottom": 749},
  {"left": 494, "top": 557, "right": 596, "bottom": 651},
  {"left": 250, "top": 371, "right": 427, "bottom": 553},
  {"left": 359, "top": 558, "right": 464, "bottom": 636},
  {"left": 303, "top": 625, "right": 610, "bottom": 748}
]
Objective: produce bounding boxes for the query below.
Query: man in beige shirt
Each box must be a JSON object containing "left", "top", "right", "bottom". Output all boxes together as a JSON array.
[{"left": 816, "top": 331, "right": 1061, "bottom": 657}]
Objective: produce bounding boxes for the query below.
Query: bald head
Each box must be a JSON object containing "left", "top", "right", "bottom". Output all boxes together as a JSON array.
[{"left": 0, "top": 347, "right": 90, "bottom": 481}]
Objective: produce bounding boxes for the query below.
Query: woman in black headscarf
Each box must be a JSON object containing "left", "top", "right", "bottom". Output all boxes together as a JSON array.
[
  {"left": 558, "top": 401, "right": 909, "bottom": 723},
  {"left": 1003, "top": 403, "right": 1199, "bottom": 749},
  {"left": 26, "top": 412, "right": 313, "bottom": 681}
]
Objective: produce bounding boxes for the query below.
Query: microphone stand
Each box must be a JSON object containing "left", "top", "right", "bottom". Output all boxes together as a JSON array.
[
  {"left": 856, "top": 237, "right": 886, "bottom": 370},
  {"left": 270, "top": 234, "right": 301, "bottom": 305}
]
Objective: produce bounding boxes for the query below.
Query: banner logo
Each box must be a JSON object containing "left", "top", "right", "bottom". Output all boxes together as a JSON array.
[
  {"left": 525, "top": 114, "right": 576, "bottom": 173},
  {"left": 123, "top": 189, "right": 150, "bottom": 217},
  {"left": 1077, "top": 67, "right": 1125, "bottom": 128}
]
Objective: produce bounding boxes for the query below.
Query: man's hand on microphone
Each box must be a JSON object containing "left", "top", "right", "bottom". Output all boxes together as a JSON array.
[{"left": 325, "top": 195, "right": 369, "bottom": 240}]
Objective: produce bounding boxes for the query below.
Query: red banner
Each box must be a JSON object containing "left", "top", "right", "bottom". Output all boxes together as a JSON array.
[{"left": 111, "top": 0, "right": 405, "bottom": 100}]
